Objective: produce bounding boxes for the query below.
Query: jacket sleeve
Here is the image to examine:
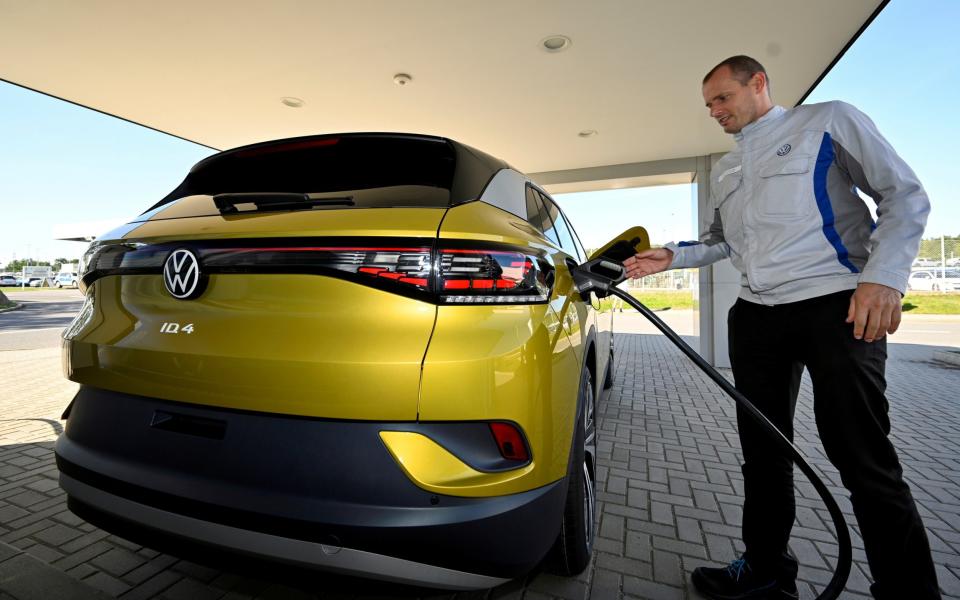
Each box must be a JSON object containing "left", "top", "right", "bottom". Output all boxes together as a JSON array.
[
  {"left": 829, "top": 101, "right": 929, "bottom": 294},
  {"left": 663, "top": 189, "right": 730, "bottom": 269}
]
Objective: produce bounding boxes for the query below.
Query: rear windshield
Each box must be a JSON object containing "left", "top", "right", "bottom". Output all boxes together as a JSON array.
[{"left": 152, "top": 135, "right": 457, "bottom": 211}]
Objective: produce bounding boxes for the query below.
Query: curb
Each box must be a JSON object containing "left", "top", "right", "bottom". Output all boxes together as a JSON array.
[
  {"left": 933, "top": 349, "right": 960, "bottom": 367},
  {"left": 0, "top": 302, "right": 23, "bottom": 313}
]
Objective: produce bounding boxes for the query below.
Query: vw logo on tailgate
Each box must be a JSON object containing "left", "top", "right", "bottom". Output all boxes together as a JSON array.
[{"left": 163, "top": 249, "right": 205, "bottom": 299}]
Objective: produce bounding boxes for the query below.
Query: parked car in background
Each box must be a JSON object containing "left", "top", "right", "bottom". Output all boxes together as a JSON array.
[
  {"left": 55, "top": 273, "right": 78, "bottom": 288},
  {"left": 27, "top": 278, "right": 44, "bottom": 287},
  {"left": 56, "top": 133, "right": 618, "bottom": 589},
  {"left": 0, "top": 275, "right": 17, "bottom": 286},
  {"left": 907, "top": 269, "right": 960, "bottom": 292}
]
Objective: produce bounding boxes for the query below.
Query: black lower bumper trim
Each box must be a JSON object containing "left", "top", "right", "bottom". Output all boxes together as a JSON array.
[
  {"left": 63, "top": 483, "right": 509, "bottom": 590},
  {"left": 56, "top": 386, "right": 567, "bottom": 578}
]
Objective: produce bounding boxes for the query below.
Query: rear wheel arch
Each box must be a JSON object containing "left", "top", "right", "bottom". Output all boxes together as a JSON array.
[
  {"left": 571, "top": 337, "right": 599, "bottom": 502},
  {"left": 580, "top": 343, "right": 598, "bottom": 483},
  {"left": 583, "top": 339, "right": 597, "bottom": 400},
  {"left": 556, "top": 336, "right": 598, "bottom": 486},
  {"left": 548, "top": 356, "right": 597, "bottom": 574}
]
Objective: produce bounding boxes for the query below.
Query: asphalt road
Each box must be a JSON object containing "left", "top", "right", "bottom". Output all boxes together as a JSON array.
[{"left": 0, "top": 289, "right": 84, "bottom": 351}]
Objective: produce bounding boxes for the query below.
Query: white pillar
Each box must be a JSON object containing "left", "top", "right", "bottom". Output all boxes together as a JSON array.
[{"left": 695, "top": 154, "right": 740, "bottom": 368}]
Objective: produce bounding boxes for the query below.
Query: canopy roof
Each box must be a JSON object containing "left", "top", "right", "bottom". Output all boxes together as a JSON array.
[{"left": 1, "top": 0, "right": 885, "bottom": 174}]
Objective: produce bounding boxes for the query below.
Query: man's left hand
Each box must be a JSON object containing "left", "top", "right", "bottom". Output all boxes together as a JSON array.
[{"left": 846, "top": 283, "right": 902, "bottom": 342}]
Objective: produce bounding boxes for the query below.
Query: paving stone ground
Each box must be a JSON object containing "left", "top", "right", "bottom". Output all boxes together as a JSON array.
[{"left": 1, "top": 334, "right": 958, "bottom": 599}]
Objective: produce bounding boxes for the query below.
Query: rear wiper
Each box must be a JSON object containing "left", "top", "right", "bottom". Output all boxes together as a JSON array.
[{"left": 213, "top": 192, "right": 354, "bottom": 214}]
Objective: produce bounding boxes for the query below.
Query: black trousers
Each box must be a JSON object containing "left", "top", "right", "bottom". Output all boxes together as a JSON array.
[{"left": 728, "top": 291, "right": 940, "bottom": 600}]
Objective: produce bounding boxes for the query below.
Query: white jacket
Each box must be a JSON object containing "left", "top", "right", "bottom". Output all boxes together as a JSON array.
[{"left": 667, "top": 102, "right": 929, "bottom": 305}]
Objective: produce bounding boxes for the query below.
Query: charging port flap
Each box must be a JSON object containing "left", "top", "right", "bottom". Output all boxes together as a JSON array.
[{"left": 589, "top": 226, "right": 650, "bottom": 263}]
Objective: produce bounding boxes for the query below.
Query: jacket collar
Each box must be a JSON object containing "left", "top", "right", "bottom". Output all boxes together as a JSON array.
[{"left": 734, "top": 105, "right": 787, "bottom": 143}]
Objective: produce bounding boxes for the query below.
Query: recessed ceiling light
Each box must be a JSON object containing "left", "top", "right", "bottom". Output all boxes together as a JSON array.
[
  {"left": 281, "top": 97, "right": 304, "bottom": 108},
  {"left": 541, "top": 35, "right": 572, "bottom": 53},
  {"left": 578, "top": 129, "right": 598, "bottom": 138},
  {"left": 393, "top": 73, "right": 413, "bottom": 86}
]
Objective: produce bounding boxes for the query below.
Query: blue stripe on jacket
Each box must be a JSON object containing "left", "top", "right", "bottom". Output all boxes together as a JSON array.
[{"left": 814, "top": 133, "right": 859, "bottom": 273}]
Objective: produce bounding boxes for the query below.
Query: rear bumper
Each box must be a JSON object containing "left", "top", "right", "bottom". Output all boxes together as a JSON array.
[{"left": 55, "top": 386, "right": 565, "bottom": 588}]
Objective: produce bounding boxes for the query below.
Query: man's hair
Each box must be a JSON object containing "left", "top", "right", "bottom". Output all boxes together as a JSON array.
[{"left": 703, "top": 55, "right": 770, "bottom": 93}]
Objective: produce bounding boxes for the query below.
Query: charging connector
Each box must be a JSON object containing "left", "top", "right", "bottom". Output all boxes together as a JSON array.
[{"left": 570, "top": 257, "right": 627, "bottom": 297}]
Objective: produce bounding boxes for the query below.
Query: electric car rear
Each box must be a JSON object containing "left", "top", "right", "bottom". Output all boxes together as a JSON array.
[{"left": 56, "top": 133, "right": 613, "bottom": 589}]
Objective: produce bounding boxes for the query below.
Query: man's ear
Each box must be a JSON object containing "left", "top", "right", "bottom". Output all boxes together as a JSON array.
[{"left": 752, "top": 72, "right": 768, "bottom": 96}]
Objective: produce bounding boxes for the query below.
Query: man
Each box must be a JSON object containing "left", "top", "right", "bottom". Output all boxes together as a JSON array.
[{"left": 625, "top": 56, "right": 940, "bottom": 599}]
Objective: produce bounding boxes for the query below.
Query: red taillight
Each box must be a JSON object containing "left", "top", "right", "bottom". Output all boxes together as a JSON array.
[
  {"left": 489, "top": 422, "right": 530, "bottom": 462},
  {"left": 199, "top": 241, "right": 552, "bottom": 303},
  {"left": 205, "top": 245, "right": 433, "bottom": 291},
  {"left": 399, "top": 277, "right": 428, "bottom": 286},
  {"left": 438, "top": 249, "right": 549, "bottom": 304},
  {"left": 356, "top": 249, "right": 432, "bottom": 288}
]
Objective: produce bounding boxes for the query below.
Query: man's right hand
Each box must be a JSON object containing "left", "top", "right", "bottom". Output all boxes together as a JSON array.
[{"left": 623, "top": 248, "right": 674, "bottom": 279}]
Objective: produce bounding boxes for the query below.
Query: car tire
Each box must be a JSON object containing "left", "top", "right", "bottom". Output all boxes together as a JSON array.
[
  {"left": 548, "top": 368, "right": 597, "bottom": 576},
  {"left": 603, "top": 349, "right": 614, "bottom": 390}
]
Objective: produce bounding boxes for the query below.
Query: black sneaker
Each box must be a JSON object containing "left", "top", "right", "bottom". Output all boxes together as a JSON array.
[{"left": 691, "top": 557, "right": 799, "bottom": 600}]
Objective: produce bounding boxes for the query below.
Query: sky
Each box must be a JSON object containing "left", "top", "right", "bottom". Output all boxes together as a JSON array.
[{"left": 1, "top": 0, "right": 957, "bottom": 266}]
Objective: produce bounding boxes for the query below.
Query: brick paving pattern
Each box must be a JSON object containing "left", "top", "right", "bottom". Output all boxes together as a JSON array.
[{"left": 1, "top": 335, "right": 958, "bottom": 599}]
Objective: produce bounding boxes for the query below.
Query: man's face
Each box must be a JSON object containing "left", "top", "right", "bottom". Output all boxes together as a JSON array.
[{"left": 702, "top": 66, "right": 763, "bottom": 134}]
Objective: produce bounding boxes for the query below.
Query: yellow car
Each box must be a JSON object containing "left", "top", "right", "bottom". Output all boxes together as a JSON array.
[{"left": 56, "top": 133, "right": 619, "bottom": 589}]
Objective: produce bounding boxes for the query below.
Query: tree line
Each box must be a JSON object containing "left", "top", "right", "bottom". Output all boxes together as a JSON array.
[{"left": 3, "top": 258, "right": 78, "bottom": 273}]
